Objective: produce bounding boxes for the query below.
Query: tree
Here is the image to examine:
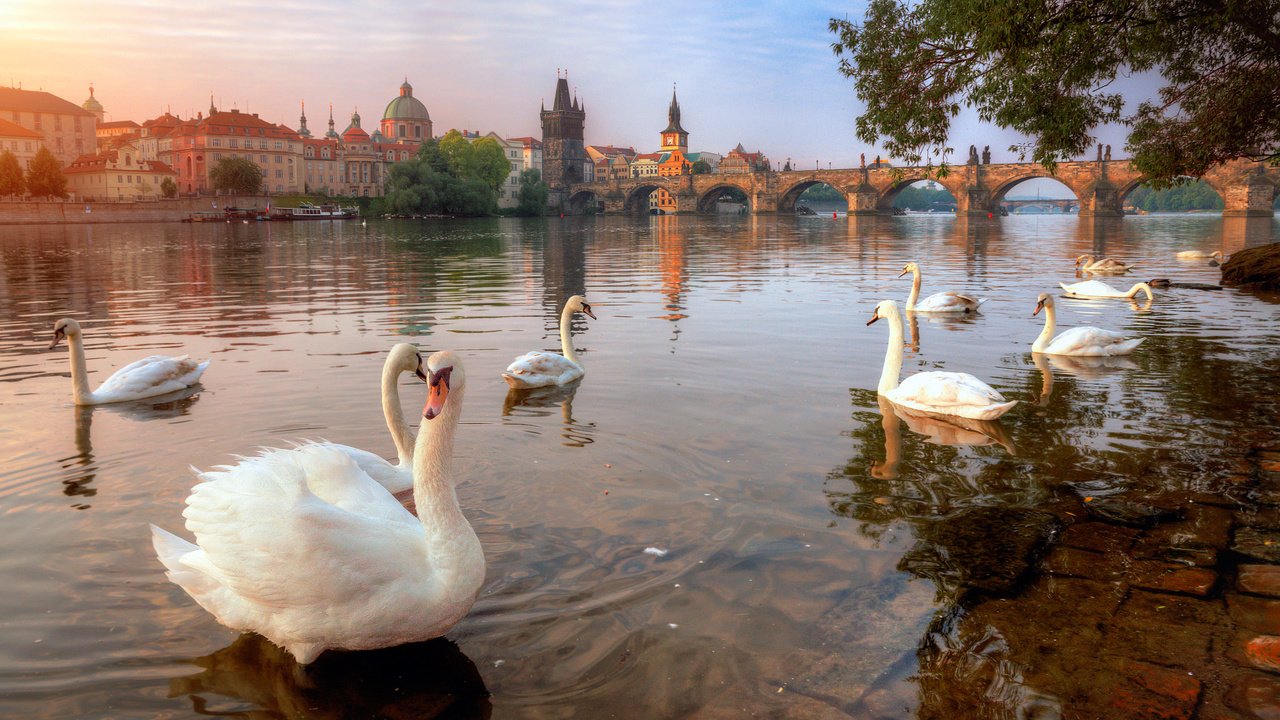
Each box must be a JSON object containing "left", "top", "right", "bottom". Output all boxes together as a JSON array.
[
  {"left": 829, "top": 1, "right": 1280, "bottom": 184},
  {"left": 515, "top": 168, "right": 549, "bottom": 216},
  {"left": 0, "top": 150, "right": 24, "bottom": 197},
  {"left": 25, "top": 146, "right": 67, "bottom": 198},
  {"left": 209, "top": 156, "right": 262, "bottom": 195},
  {"left": 691, "top": 159, "right": 712, "bottom": 174},
  {"left": 160, "top": 176, "right": 177, "bottom": 199}
]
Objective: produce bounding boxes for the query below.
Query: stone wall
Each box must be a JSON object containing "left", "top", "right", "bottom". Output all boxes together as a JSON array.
[{"left": 0, "top": 196, "right": 270, "bottom": 225}]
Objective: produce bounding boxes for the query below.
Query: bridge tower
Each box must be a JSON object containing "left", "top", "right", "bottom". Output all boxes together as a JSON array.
[
  {"left": 540, "top": 72, "right": 587, "bottom": 210},
  {"left": 660, "top": 86, "right": 688, "bottom": 154}
]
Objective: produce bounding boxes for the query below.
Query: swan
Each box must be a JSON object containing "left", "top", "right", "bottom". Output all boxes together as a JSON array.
[
  {"left": 151, "top": 350, "right": 483, "bottom": 665},
  {"left": 1176, "top": 250, "right": 1223, "bottom": 260},
  {"left": 898, "top": 262, "right": 986, "bottom": 313},
  {"left": 1059, "top": 280, "right": 1154, "bottom": 300},
  {"left": 49, "top": 318, "right": 209, "bottom": 405},
  {"left": 331, "top": 343, "right": 428, "bottom": 496},
  {"left": 503, "top": 295, "right": 597, "bottom": 389},
  {"left": 1075, "top": 255, "right": 1136, "bottom": 274},
  {"left": 1032, "top": 293, "right": 1143, "bottom": 356},
  {"left": 867, "top": 300, "right": 1017, "bottom": 420}
]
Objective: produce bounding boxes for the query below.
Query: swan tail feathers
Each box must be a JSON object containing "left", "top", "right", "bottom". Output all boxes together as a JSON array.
[
  {"left": 150, "top": 524, "right": 216, "bottom": 594},
  {"left": 1108, "top": 338, "right": 1145, "bottom": 355},
  {"left": 288, "top": 642, "right": 327, "bottom": 665}
]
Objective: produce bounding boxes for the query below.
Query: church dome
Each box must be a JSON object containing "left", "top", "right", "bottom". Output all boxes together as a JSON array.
[
  {"left": 82, "top": 85, "right": 104, "bottom": 117},
  {"left": 383, "top": 80, "right": 430, "bottom": 122}
]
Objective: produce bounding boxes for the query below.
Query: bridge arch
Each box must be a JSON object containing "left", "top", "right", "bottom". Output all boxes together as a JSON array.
[
  {"left": 623, "top": 184, "right": 664, "bottom": 215},
  {"left": 876, "top": 176, "right": 957, "bottom": 213},
  {"left": 567, "top": 189, "right": 602, "bottom": 215},
  {"left": 696, "top": 182, "right": 752, "bottom": 213},
  {"left": 988, "top": 176, "right": 1081, "bottom": 215},
  {"left": 777, "top": 179, "right": 850, "bottom": 213}
]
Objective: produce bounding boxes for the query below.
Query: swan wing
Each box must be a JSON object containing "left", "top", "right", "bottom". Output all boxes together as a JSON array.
[
  {"left": 178, "top": 444, "right": 421, "bottom": 615},
  {"left": 96, "top": 355, "right": 208, "bottom": 400},
  {"left": 1060, "top": 280, "right": 1118, "bottom": 297},
  {"left": 915, "top": 291, "right": 985, "bottom": 312},
  {"left": 893, "top": 371, "right": 1008, "bottom": 408},
  {"left": 503, "top": 351, "right": 583, "bottom": 388},
  {"left": 1046, "top": 327, "right": 1143, "bottom": 356},
  {"left": 331, "top": 444, "right": 412, "bottom": 495}
]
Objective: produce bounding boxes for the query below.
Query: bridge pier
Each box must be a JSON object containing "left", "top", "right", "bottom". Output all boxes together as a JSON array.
[
  {"left": 1075, "top": 179, "right": 1125, "bottom": 218},
  {"left": 1221, "top": 174, "right": 1277, "bottom": 217}
]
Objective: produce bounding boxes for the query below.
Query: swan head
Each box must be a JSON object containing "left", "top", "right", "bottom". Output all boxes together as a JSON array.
[
  {"left": 423, "top": 351, "right": 465, "bottom": 420},
  {"left": 1074, "top": 255, "right": 1090, "bottom": 268},
  {"left": 896, "top": 262, "right": 919, "bottom": 279},
  {"left": 567, "top": 295, "right": 597, "bottom": 320},
  {"left": 866, "top": 299, "right": 899, "bottom": 326},
  {"left": 1148, "top": 278, "right": 1172, "bottom": 288},
  {"left": 49, "top": 318, "right": 82, "bottom": 349},
  {"left": 389, "top": 342, "right": 428, "bottom": 382},
  {"left": 1033, "top": 293, "right": 1053, "bottom": 315}
]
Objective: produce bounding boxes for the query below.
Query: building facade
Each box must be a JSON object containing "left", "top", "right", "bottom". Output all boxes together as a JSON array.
[
  {"left": 157, "top": 105, "right": 304, "bottom": 195},
  {"left": 379, "top": 80, "right": 432, "bottom": 144},
  {"left": 540, "top": 74, "right": 588, "bottom": 208},
  {"left": 0, "top": 117, "right": 42, "bottom": 172},
  {"left": 721, "top": 143, "right": 771, "bottom": 173},
  {"left": 64, "top": 141, "right": 178, "bottom": 200},
  {"left": 0, "top": 86, "right": 97, "bottom": 166}
]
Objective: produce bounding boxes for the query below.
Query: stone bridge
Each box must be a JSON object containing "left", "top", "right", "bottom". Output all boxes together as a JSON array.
[{"left": 566, "top": 158, "right": 1277, "bottom": 217}]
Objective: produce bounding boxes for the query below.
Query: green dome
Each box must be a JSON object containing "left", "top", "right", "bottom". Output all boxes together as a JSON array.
[{"left": 383, "top": 82, "right": 430, "bottom": 122}]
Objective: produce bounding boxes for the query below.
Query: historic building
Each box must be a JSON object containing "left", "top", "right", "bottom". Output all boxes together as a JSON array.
[
  {"left": 64, "top": 141, "right": 178, "bottom": 200},
  {"left": 157, "top": 103, "right": 304, "bottom": 195},
  {"left": 720, "top": 143, "right": 771, "bottom": 173},
  {"left": 0, "top": 85, "right": 98, "bottom": 166},
  {"left": 0, "top": 117, "right": 43, "bottom": 172},
  {"left": 587, "top": 145, "right": 635, "bottom": 181},
  {"left": 659, "top": 88, "right": 688, "bottom": 155},
  {"left": 380, "top": 80, "right": 432, "bottom": 144},
  {"left": 540, "top": 73, "right": 588, "bottom": 208}
]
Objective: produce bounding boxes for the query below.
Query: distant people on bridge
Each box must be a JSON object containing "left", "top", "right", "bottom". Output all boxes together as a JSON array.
[{"left": 982, "top": 146, "right": 991, "bottom": 164}]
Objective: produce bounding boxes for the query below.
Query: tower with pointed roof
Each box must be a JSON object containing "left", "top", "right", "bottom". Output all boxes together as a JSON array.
[
  {"left": 660, "top": 86, "right": 688, "bottom": 153},
  {"left": 540, "top": 71, "right": 587, "bottom": 207},
  {"left": 325, "top": 105, "right": 339, "bottom": 139},
  {"left": 297, "top": 101, "right": 311, "bottom": 138}
]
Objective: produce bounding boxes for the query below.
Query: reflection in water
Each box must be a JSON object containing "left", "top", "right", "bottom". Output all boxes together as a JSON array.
[
  {"left": 60, "top": 387, "right": 203, "bottom": 508},
  {"left": 170, "top": 634, "right": 490, "bottom": 719},
  {"left": 1030, "top": 353, "right": 1055, "bottom": 406},
  {"left": 873, "top": 396, "right": 1016, "bottom": 483},
  {"left": 1044, "top": 352, "right": 1139, "bottom": 378},
  {"left": 502, "top": 380, "right": 594, "bottom": 447}
]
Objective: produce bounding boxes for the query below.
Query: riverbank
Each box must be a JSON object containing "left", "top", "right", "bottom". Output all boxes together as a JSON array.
[{"left": 0, "top": 196, "right": 270, "bottom": 225}]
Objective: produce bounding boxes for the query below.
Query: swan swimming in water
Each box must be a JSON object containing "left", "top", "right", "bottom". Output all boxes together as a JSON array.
[
  {"left": 1032, "top": 293, "right": 1143, "bottom": 356},
  {"left": 151, "top": 350, "right": 483, "bottom": 665},
  {"left": 1074, "top": 255, "right": 1137, "bottom": 274},
  {"left": 503, "top": 295, "right": 597, "bottom": 389},
  {"left": 1176, "top": 250, "right": 1223, "bottom": 260},
  {"left": 49, "top": 318, "right": 209, "bottom": 405},
  {"left": 868, "top": 300, "right": 1016, "bottom": 420},
  {"left": 1059, "top": 280, "right": 1155, "bottom": 301},
  {"left": 330, "top": 343, "right": 428, "bottom": 496},
  {"left": 898, "top": 262, "right": 986, "bottom": 313}
]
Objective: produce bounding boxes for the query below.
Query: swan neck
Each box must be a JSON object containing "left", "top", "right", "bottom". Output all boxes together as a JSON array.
[
  {"left": 879, "top": 306, "right": 904, "bottom": 394},
  {"left": 906, "top": 269, "right": 921, "bottom": 310},
  {"left": 381, "top": 362, "right": 413, "bottom": 466},
  {"left": 411, "top": 385, "right": 468, "bottom": 537},
  {"left": 1128, "top": 282, "right": 1153, "bottom": 300},
  {"left": 67, "top": 333, "right": 93, "bottom": 404},
  {"left": 559, "top": 303, "right": 579, "bottom": 364},
  {"left": 1032, "top": 303, "right": 1056, "bottom": 353}
]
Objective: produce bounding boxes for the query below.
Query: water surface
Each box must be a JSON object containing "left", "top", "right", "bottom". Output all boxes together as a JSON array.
[{"left": 0, "top": 213, "right": 1277, "bottom": 717}]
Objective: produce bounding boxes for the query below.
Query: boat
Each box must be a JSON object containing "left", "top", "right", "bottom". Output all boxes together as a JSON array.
[
  {"left": 183, "top": 211, "right": 227, "bottom": 223},
  {"left": 271, "top": 202, "right": 359, "bottom": 221}
]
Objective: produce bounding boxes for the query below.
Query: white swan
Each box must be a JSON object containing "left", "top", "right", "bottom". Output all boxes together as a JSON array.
[
  {"left": 1075, "top": 255, "right": 1137, "bottom": 274},
  {"left": 49, "top": 318, "right": 209, "bottom": 405},
  {"left": 1176, "top": 250, "right": 1223, "bottom": 260},
  {"left": 151, "top": 350, "right": 483, "bottom": 665},
  {"left": 503, "top": 295, "right": 597, "bottom": 389},
  {"left": 1059, "top": 280, "right": 1154, "bottom": 300},
  {"left": 898, "top": 262, "right": 986, "bottom": 313},
  {"left": 1032, "top": 293, "right": 1143, "bottom": 356},
  {"left": 868, "top": 300, "right": 1016, "bottom": 420},
  {"left": 331, "top": 343, "right": 427, "bottom": 496}
]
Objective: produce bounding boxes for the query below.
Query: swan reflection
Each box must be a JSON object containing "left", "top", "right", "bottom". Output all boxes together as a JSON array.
[
  {"left": 874, "top": 395, "right": 1016, "bottom": 480},
  {"left": 169, "top": 633, "right": 490, "bottom": 719},
  {"left": 1045, "top": 353, "right": 1139, "bottom": 379},
  {"left": 502, "top": 380, "right": 595, "bottom": 447}
]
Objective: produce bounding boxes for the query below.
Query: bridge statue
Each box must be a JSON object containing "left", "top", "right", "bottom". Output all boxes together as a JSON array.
[
  {"left": 1097, "top": 144, "right": 1103, "bottom": 162},
  {"left": 1105, "top": 145, "right": 1112, "bottom": 162},
  {"left": 968, "top": 145, "right": 978, "bottom": 165},
  {"left": 860, "top": 153, "right": 865, "bottom": 168},
  {"left": 982, "top": 146, "right": 991, "bottom": 164}
]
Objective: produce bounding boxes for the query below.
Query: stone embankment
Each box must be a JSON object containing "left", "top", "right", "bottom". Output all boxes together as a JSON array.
[
  {"left": 1222, "top": 243, "right": 1280, "bottom": 291},
  {"left": 0, "top": 196, "right": 269, "bottom": 225}
]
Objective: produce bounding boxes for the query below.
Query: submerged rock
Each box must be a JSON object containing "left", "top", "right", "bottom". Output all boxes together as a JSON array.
[{"left": 1221, "top": 242, "right": 1280, "bottom": 290}]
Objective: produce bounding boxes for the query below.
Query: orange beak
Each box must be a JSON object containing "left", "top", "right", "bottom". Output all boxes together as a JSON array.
[{"left": 423, "top": 366, "right": 451, "bottom": 420}]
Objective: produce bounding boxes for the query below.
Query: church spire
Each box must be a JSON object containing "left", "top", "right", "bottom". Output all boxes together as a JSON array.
[{"left": 298, "top": 101, "right": 311, "bottom": 137}]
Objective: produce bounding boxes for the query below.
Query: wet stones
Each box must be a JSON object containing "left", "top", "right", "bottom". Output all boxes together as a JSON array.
[
  {"left": 1233, "top": 528, "right": 1280, "bottom": 563},
  {"left": 897, "top": 507, "right": 1061, "bottom": 599},
  {"left": 1240, "top": 565, "right": 1280, "bottom": 598}
]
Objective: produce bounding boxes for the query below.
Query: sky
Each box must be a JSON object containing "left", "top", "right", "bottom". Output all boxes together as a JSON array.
[{"left": 0, "top": 0, "right": 1155, "bottom": 195}]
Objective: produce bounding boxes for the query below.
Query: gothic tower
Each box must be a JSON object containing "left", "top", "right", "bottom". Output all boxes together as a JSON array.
[
  {"left": 540, "top": 72, "right": 587, "bottom": 208},
  {"left": 659, "top": 86, "right": 688, "bottom": 153}
]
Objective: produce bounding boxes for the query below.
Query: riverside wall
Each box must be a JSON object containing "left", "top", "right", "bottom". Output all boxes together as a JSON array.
[{"left": 0, "top": 196, "right": 272, "bottom": 225}]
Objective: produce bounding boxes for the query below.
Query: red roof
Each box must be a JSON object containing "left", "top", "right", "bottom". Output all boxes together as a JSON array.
[
  {"left": 64, "top": 150, "right": 175, "bottom": 175},
  {"left": 633, "top": 153, "right": 661, "bottom": 162},
  {"left": 98, "top": 120, "right": 141, "bottom": 130},
  {"left": 0, "top": 87, "right": 94, "bottom": 116},
  {"left": 342, "top": 126, "right": 371, "bottom": 142},
  {"left": 588, "top": 145, "right": 635, "bottom": 158},
  {"left": 508, "top": 136, "right": 544, "bottom": 149},
  {"left": 0, "top": 117, "right": 42, "bottom": 139}
]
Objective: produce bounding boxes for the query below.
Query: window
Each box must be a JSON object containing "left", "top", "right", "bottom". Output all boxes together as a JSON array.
[
  {"left": 275, "top": 169, "right": 282, "bottom": 178},
  {"left": 117, "top": 175, "right": 122, "bottom": 182},
  {"left": 273, "top": 141, "right": 282, "bottom": 149},
  {"left": 259, "top": 141, "right": 267, "bottom": 149},
  {"left": 260, "top": 154, "right": 267, "bottom": 163},
  {"left": 274, "top": 155, "right": 281, "bottom": 163},
  {"left": 211, "top": 138, "right": 222, "bottom": 147},
  {"left": 74, "top": 117, "right": 81, "bottom": 131},
  {"left": 33, "top": 114, "right": 42, "bottom": 130},
  {"left": 229, "top": 139, "right": 239, "bottom": 148},
  {"left": 414, "top": 126, "right": 422, "bottom": 138},
  {"left": 55, "top": 116, "right": 63, "bottom": 131},
  {"left": 398, "top": 124, "right": 405, "bottom": 137}
]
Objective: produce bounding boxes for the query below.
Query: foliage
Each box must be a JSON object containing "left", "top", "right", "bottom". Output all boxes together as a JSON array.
[
  {"left": 160, "top": 176, "right": 177, "bottom": 199},
  {"left": 798, "top": 183, "right": 844, "bottom": 202},
  {"left": 829, "top": 1, "right": 1280, "bottom": 184},
  {"left": 1126, "top": 179, "right": 1224, "bottom": 212},
  {"left": 437, "top": 131, "right": 511, "bottom": 192},
  {"left": 375, "top": 138, "right": 497, "bottom": 217},
  {"left": 892, "top": 183, "right": 955, "bottom": 210},
  {"left": 25, "top": 146, "right": 67, "bottom": 198},
  {"left": 0, "top": 150, "right": 24, "bottom": 196},
  {"left": 691, "top": 159, "right": 712, "bottom": 174},
  {"left": 515, "top": 168, "right": 549, "bottom": 216},
  {"left": 209, "top": 156, "right": 263, "bottom": 195}
]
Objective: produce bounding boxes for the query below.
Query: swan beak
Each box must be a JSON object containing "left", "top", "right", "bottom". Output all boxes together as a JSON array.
[
  {"left": 866, "top": 310, "right": 881, "bottom": 326},
  {"left": 414, "top": 355, "right": 428, "bottom": 382},
  {"left": 423, "top": 366, "right": 452, "bottom": 420},
  {"left": 896, "top": 268, "right": 909, "bottom": 278},
  {"left": 48, "top": 329, "right": 65, "bottom": 350},
  {"left": 1033, "top": 300, "right": 1044, "bottom": 316},
  {"left": 582, "top": 304, "right": 597, "bottom": 320}
]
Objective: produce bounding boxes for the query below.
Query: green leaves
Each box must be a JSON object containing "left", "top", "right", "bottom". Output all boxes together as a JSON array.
[
  {"left": 0, "top": 150, "right": 24, "bottom": 197},
  {"left": 25, "top": 146, "right": 68, "bottom": 199},
  {"left": 209, "top": 156, "right": 263, "bottom": 195}
]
